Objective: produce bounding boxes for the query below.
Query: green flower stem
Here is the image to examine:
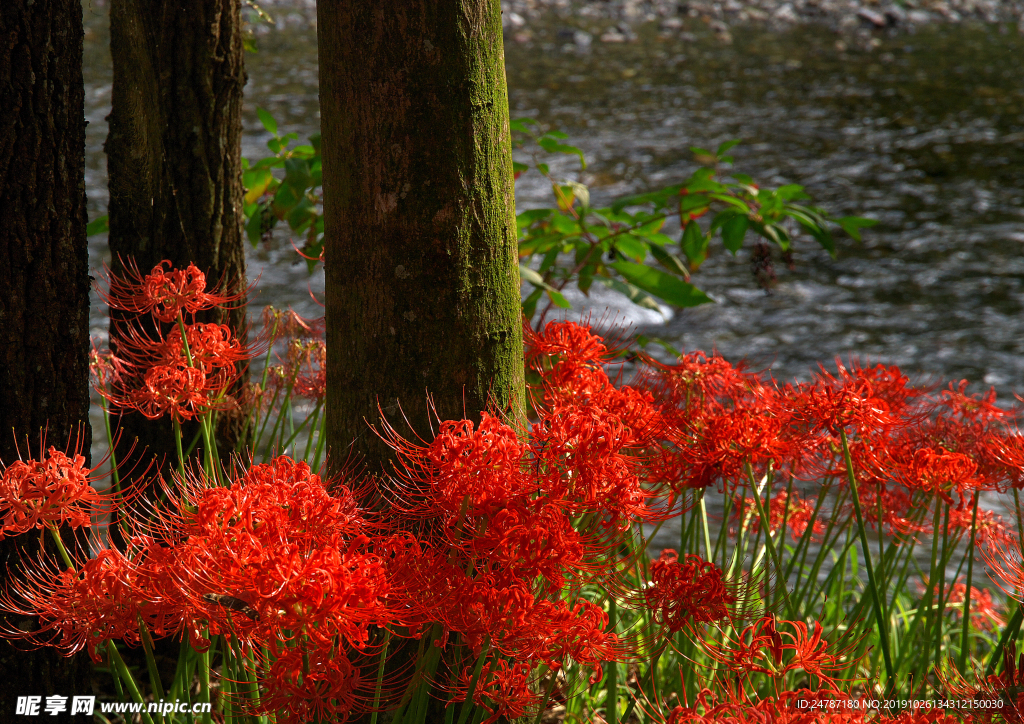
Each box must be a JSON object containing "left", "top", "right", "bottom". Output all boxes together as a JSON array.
[
  {"left": 173, "top": 418, "right": 186, "bottom": 478},
  {"left": 605, "top": 595, "right": 618, "bottom": 724},
  {"left": 958, "top": 490, "right": 981, "bottom": 674},
  {"left": 199, "top": 645, "right": 214, "bottom": 724},
  {"left": 532, "top": 665, "right": 560, "bottom": 724},
  {"left": 455, "top": 635, "right": 492, "bottom": 724},
  {"left": 698, "top": 489, "right": 713, "bottom": 562},
  {"left": 745, "top": 465, "right": 797, "bottom": 620},
  {"left": 46, "top": 525, "right": 75, "bottom": 570},
  {"left": 369, "top": 629, "right": 392, "bottom": 724},
  {"left": 137, "top": 616, "right": 166, "bottom": 702},
  {"left": 986, "top": 602, "right": 1024, "bottom": 676},
  {"left": 840, "top": 430, "right": 896, "bottom": 699},
  {"left": 108, "top": 642, "right": 157, "bottom": 724},
  {"left": 934, "top": 502, "right": 951, "bottom": 670}
]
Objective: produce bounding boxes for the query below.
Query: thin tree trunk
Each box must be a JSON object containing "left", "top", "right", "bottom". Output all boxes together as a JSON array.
[
  {"left": 319, "top": 3, "right": 524, "bottom": 723},
  {"left": 0, "top": 0, "right": 93, "bottom": 708},
  {"left": 105, "top": 0, "right": 248, "bottom": 473},
  {"left": 319, "top": 0, "right": 524, "bottom": 478}
]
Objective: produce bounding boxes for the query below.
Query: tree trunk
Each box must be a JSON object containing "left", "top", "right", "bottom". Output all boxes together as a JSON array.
[
  {"left": 0, "top": 0, "right": 93, "bottom": 709},
  {"left": 319, "top": 0, "right": 524, "bottom": 478},
  {"left": 105, "top": 0, "right": 248, "bottom": 473},
  {"left": 318, "top": 3, "right": 525, "bottom": 723}
]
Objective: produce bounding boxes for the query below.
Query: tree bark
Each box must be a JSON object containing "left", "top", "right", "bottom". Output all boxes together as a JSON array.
[
  {"left": 0, "top": 0, "right": 93, "bottom": 710},
  {"left": 105, "top": 0, "right": 248, "bottom": 472},
  {"left": 319, "top": 3, "right": 525, "bottom": 723},
  {"left": 319, "top": 0, "right": 524, "bottom": 478}
]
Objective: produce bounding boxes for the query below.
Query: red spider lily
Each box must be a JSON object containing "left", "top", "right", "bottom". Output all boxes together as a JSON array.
[
  {"left": 646, "top": 349, "right": 760, "bottom": 418},
  {"left": 666, "top": 395, "right": 794, "bottom": 492},
  {"left": 937, "top": 646, "right": 1024, "bottom": 724},
  {"left": 100, "top": 258, "right": 245, "bottom": 323},
  {"left": 380, "top": 412, "right": 533, "bottom": 520},
  {"left": 292, "top": 339, "right": 326, "bottom": 402},
  {"left": 257, "top": 643, "right": 365, "bottom": 724},
  {"left": 450, "top": 658, "right": 540, "bottom": 724},
  {"left": 89, "top": 345, "right": 127, "bottom": 391},
  {"left": 639, "top": 549, "right": 738, "bottom": 632},
  {"left": 793, "top": 359, "right": 906, "bottom": 437},
  {"left": 138, "top": 456, "right": 392, "bottom": 653},
  {"left": 939, "top": 380, "right": 1010, "bottom": 426},
  {"left": 944, "top": 579, "right": 1006, "bottom": 632},
  {"left": 99, "top": 322, "right": 252, "bottom": 422},
  {"left": 732, "top": 489, "right": 825, "bottom": 542},
  {"left": 947, "top": 507, "right": 1016, "bottom": 551},
  {"left": 700, "top": 616, "right": 855, "bottom": 689},
  {"left": 0, "top": 442, "right": 109, "bottom": 536},
  {"left": 261, "top": 305, "right": 325, "bottom": 342},
  {"left": 0, "top": 548, "right": 144, "bottom": 662},
  {"left": 532, "top": 401, "right": 653, "bottom": 526},
  {"left": 112, "top": 364, "right": 223, "bottom": 422},
  {"left": 832, "top": 477, "right": 930, "bottom": 539},
  {"left": 466, "top": 499, "right": 586, "bottom": 592},
  {"left": 894, "top": 446, "right": 982, "bottom": 502},
  {"left": 509, "top": 596, "right": 623, "bottom": 680},
  {"left": 525, "top": 319, "right": 616, "bottom": 373}
]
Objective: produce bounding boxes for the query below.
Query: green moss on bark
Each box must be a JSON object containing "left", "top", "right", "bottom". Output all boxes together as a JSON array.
[{"left": 319, "top": 0, "right": 524, "bottom": 476}]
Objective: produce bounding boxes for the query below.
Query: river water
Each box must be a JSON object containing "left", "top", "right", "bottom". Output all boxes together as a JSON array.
[{"left": 82, "top": 10, "right": 1024, "bottom": 559}]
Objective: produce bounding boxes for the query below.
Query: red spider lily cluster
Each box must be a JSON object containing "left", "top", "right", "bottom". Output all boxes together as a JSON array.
[
  {"left": 94, "top": 259, "right": 255, "bottom": 422},
  {"left": 0, "top": 441, "right": 107, "bottom": 536},
  {"left": 10, "top": 264, "right": 1024, "bottom": 724}
]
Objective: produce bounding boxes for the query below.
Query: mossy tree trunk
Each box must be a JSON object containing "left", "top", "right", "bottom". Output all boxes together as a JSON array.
[
  {"left": 0, "top": 0, "right": 92, "bottom": 709},
  {"left": 318, "top": 0, "right": 524, "bottom": 478},
  {"left": 318, "top": 3, "right": 525, "bottom": 723},
  {"left": 105, "top": 0, "right": 248, "bottom": 473}
]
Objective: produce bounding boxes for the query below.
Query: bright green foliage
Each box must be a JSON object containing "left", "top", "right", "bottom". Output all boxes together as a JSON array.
[
  {"left": 242, "top": 107, "right": 324, "bottom": 273},
  {"left": 90, "top": 110, "right": 877, "bottom": 327},
  {"left": 512, "top": 120, "right": 877, "bottom": 323}
]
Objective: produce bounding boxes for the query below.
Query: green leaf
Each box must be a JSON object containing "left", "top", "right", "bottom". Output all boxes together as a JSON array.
[
  {"left": 510, "top": 118, "right": 538, "bottom": 133},
  {"left": 837, "top": 216, "right": 879, "bottom": 242},
  {"left": 681, "top": 220, "right": 708, "bottom": 269},
  {"left": 716, "top": 139, "right": 742, "bottom": 156},
  {"left": 86, "top": 214, "right": 109, "bottom": 237},
  {"left": 243, "top": 168, "right": 275, "bottom": 204},
  {"left": 521, "top": 286, "right": 544, "bottom": 320},
  {"left": 648, "top": 244, "right": 690, "bottom": 280},
  {"left": 609, "top": 261, "right": 712, "bottom": 307},
  {"left": 520, "top": 264, "right": 569, "bottom": 307},
  {"left": 257, "top": 107, "right": 278, "bottom": 137},
  {"left": 601, "top": 278, "right": 664, "bottom": 313},
  {"left": 774, "top": 184, "right": 810, "bottom": 202},
  {"left": 537, "top": 137, "right": 586, "bottom": 170},
  {"left": 271, "top": 183, "right": 299, "bottom": 219},
  {"left": 512, "top": 161, "right": 529, "bottom": 174},
  {"left": 545, "top": 290, "right": 570, "bottom": 309},
  {"left": 542, "top": 130, "right": 569, "bottom": 140},
  {"left": 267, "top": 137, "right": 283, "bottom": 154},
  {"left": 284, "top": 157, "right": 313, "bottom": 196},
  {"left": 245, "top": 204, "right": 270, "bottom": 246},
  {"left": 286, "top": 196, "right": 315, "bottom": 231},
  {"left": 722, "top": 215, "right": 749, "bottom": 253},
  {"left": 690, "top": 146, "right": 713, "bottom": 157},
  {"left": 614, "top": 234, "right": 647, "bottom": 262},
  {"left": 610, "top": 186, "right": 682, "bottom": 214}
]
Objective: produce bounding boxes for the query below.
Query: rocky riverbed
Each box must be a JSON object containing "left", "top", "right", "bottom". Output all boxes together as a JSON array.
[{"left": 245, "top": 0, "right": 1024, "bottom": 47}]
